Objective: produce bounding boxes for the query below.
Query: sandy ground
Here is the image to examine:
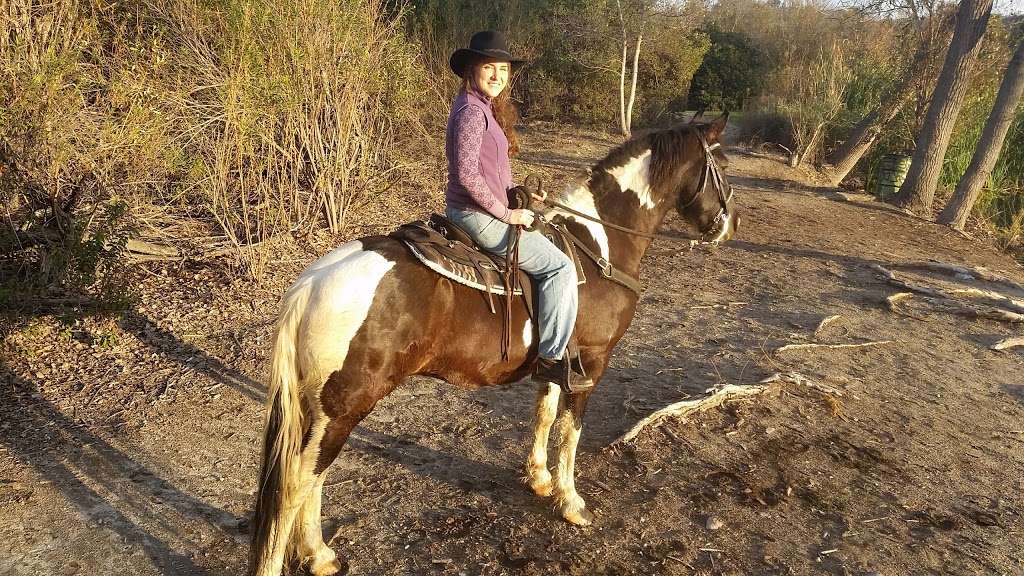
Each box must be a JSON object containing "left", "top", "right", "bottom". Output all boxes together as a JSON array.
[{"left": 2, "top": 123, "right": 1023, "bottom": 576}]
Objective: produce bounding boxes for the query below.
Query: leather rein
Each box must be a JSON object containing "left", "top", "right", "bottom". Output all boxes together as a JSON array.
[{"left": 523, "top": 131, "right": 734, "bottom": 295}]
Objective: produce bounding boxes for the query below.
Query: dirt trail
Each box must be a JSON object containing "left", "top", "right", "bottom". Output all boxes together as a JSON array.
[{"left": 2, "top": 124, "right": 1023, "bottom": 576}]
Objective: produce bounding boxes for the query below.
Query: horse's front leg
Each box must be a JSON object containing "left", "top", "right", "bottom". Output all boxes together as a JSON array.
[
  {"left": 554, "top": 389, "right": 595, "bottom": 526},
  {"left": 525, "top": 382, "right": 560, "bottom": 496}
]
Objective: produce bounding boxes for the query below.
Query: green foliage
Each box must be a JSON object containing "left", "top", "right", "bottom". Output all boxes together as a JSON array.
[
  {"left": 407, "top": 0, "right": 709, "bottom": 127},
  {"left": 688, "top": 29, "right": 765, "bottom": 111},
  {"left": 637, "top": 31, "right": 711, "bottom": 123}
]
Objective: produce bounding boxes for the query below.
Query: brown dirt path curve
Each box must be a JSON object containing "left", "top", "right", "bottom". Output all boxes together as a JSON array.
[{"left": 2, "top": 124, "right": 1023, "bottom": 576}]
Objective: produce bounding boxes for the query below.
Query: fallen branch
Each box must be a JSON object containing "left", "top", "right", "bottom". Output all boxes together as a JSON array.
[
  {"left": 991, "top": 337, "right": 1024, "bottom": 351},
  {"left": 872, "top": 264, "right": 1024, "bottom": 324},
  {"left": 884, "top": 292, "right": 928, "bottom": 320},
  {"left": 775, "top": 340, "right": 895, "bottom": 355},
  {"left": 758, "top": 371, "right": 844, "bottom": 397},
  {"left": 609, "top": 372, "right": 842, "bottom": 446},
  {"left": 950, "top": 288, "right": 1024, "bottom": 315},
  {"left": 894, "top": 260, "right": 1024, "bottom": 293},
  {"left": 124, "top": 231, "right": 294, "bottom": 263},
  {"left": 813, "top": 314, "right": 842, "bottom": 337},
  {"left": 610, "top": 384, "right": 769, "bottom": 446}
]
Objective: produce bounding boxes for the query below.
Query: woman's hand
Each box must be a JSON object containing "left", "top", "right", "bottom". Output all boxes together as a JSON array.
[
  {"left": 530, "top": 189, "right": 547, "bottom": 203},
  {"left": 505, "top": 209, "right": 535, "bottom": 227}
]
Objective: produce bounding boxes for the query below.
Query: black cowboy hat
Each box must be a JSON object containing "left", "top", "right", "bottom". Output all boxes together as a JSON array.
[{"left": 449, "top": 31, "right": 526, "bottom": 78}]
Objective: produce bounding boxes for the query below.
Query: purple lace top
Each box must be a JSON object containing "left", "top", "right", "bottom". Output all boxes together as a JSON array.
[{"left": 445, "top": 89, "right": 514, "bottom": 220}]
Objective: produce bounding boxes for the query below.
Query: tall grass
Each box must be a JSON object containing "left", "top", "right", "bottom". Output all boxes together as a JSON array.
[{"left": 1, "top": 0, "right": 436, "bottom": 295}]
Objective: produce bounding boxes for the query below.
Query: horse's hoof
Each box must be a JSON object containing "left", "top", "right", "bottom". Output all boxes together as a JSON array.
[
  {"left": 562, "top": 506, "right": 594, "bottom": 526},
  {"left": 308, "top": 549, "right": 347, "bottom": 576}
]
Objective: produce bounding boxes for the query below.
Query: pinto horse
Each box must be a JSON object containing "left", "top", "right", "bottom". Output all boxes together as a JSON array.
[{"left": 248, "top": 114, "right": 737, "bottom": 576}]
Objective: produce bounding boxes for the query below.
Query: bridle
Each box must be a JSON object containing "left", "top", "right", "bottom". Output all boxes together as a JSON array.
[
  {"left": 678, "top": 131, "right": 734, "bottom": 243},
  {"left": 519, "top": 128, "right": 735, "bottom": 295},
  {"left": 532, "top": 128, "right": 734, "bottom": 243}
]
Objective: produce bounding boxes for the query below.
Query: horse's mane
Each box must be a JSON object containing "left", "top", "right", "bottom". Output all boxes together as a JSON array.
[{"left": 587, "top": 125, "right": 701, "bottom": 201}]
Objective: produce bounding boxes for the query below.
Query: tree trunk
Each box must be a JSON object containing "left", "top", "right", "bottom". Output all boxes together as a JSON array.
[
  {"left": 938, "top": 39, "right": 1024, "bottom": 230},
  {"left": 895, "top": 0, "right": 993, "bottom": 214},
  {"left": 625, "top": 34, "right": 642, "bottom": 137},
  {"left": 822, "top": 19, "right": 954, "bottom": 186},
  {"left": 823, "top": 93, "right": 909, "bottom": 185},
  {"left": 795, "top": 122, "right": 826, "bottom": 167},
  {"left": 619, "top": 38, "right": 628, "bottom": 137}
]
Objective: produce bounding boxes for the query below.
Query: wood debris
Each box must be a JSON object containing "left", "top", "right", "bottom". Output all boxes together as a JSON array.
[
  {"left": 609, "top": 372, "right": 841, "bottom": 446},
  {"left": 894, "top": 260, "right": 1024, "bottom": 293},
  {"left": 813, "top": 314, "right": 842, "bottom": 337},
  {"left": 871, "top": 263, "right": 1024, "bottom": 324},
  {"left": 775, "top": 340, "right": 895, "bottom": 354},
  {"left": 991, "top": 336, "right": 1024, "bottom": 351}
]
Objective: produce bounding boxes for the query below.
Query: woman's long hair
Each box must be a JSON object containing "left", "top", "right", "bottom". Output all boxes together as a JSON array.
[{"left": 461, "top": 58, "right": 520, "bottom": 157}]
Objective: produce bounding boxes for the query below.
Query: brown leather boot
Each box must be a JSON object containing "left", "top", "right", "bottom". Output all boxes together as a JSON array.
[{"left": 533, "top": 357, "right": 594, "bottom": 394}]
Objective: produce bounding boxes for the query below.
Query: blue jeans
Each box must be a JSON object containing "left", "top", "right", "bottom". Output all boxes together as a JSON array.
[{"left": 446, "top": 207, "right": 578, "bottom": 360}]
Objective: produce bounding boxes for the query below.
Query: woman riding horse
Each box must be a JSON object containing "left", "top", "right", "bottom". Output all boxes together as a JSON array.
[
  {"left": 444, "top": 30, "right": 589, "bottom": 393},
  {"left": 246, "top": 32, "right": 737, "bottom": 576}
]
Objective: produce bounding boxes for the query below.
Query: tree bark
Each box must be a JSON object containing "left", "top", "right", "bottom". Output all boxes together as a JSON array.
[
  {"left": 822, "top": 91, "right": 910, "bottom": 185},
  {"left": 895, "top": 0, "right": 993, "bottom": 214},
  {"left": 822, "top": 14, "right": 955, "bottom": 186},
  {"left": 619, "top": 38, "right": 628, "bottom": 137},
  {"left": 938, "top": 39, "right": 1024, "bottom": 230},
  {"left": 625, "top": 34, "right": 642, "bottom": 137}
]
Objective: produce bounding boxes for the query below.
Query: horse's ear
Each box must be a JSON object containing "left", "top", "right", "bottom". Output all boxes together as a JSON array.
[
  {"left": 688, "top": 108, "right": 705, "bottom": 124},
  {"left": 706, "top": 111, "right": 729, "bottom": 142}
]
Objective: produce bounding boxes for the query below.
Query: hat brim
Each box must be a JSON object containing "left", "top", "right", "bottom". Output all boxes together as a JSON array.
[{"left": 449, "top": 48, "right": 526, "bottom": 78}]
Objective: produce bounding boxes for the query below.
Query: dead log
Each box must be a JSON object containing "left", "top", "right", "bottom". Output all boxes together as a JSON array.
[
  {"left": 894, "top": 260, "right": 1024, "bottom": 293},
  {"left": 124, "top": 231, "right": 294, "bottom": 263},
  {"left": 775, "top": 340, "right": 895, "bottom": 355},
  {"left": 872, "top": 263, "right": 1024, "bottom": 323},
  {"left": 609, "top": 372, "right": 840, "bottom": 446},
  {"left": 991, "top": 336, "right": 1024, "bottom": 351}
]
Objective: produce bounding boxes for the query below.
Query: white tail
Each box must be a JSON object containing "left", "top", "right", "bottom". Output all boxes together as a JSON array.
[{"left": 248, "top": 286, "right": 310, "bottom": 576}]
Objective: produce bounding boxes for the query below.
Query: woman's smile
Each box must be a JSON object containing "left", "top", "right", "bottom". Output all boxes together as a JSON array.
[{"left": 475, "top": 61, "right": 510, "bottom": 98}]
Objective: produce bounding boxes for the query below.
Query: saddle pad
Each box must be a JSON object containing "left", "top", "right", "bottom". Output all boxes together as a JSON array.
[
  {"left": 392, "top": 218, "right": 586, "bottom": 299},
  {"left": 403, "top": 241, "right": 524, "bottom": 296}
]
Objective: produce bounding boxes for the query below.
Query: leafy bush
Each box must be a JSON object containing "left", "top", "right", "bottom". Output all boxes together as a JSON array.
[{"left": 688, "top": 29, "right": 765, "bottom": 111}]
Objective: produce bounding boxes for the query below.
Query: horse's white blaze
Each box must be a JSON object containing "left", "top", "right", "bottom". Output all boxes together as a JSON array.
[
  {"left": 295, "top": 248, "right": 395, "bottom": 387},
  {"left": 547, "top": 183, "right": 611, "bottom": 260},
  {"left": 606, "top": 149, "right": 654, "bottom": 209},
  {"left": 522, "top": 319, "right": 533, "bottom": 348}
]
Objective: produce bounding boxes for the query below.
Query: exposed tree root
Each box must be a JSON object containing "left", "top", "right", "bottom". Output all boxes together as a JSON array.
[
  {"left": 871, "top": 263, "right": 1024, "bottom": 324},
  {"left": 949, "top": 287, "right": 1024, "bottom": 314},
  {"left": 813, "top": 314, "right": 842, "bottom": 337},
  {"left": 775, "top": 340, "right": 895, "bottom": 354},
  {"left": 609, "top": 372, "right": 839, "bottom": 446},
  {"left": 893, "top": 260, "right": 1024, "bottom": 293},
  {"left": 991, "top": 337, "right": 1024, "bottom": 351}
]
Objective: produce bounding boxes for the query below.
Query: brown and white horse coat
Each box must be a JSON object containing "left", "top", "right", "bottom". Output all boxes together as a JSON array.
[{"left": 248, "top": 116, "right": 736, "bottom": 576}]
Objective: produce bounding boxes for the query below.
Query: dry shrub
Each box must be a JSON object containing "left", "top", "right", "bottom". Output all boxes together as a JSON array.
[{"left": 1, "top": 0, "right": 438, "bottom": 298}]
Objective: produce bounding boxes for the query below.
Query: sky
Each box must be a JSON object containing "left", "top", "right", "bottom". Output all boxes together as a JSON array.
[{"left": 995, "top": 0, "right": 1023, "bottom": 15}]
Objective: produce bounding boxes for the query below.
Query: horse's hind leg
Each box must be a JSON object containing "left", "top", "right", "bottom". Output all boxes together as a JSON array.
[
  {"left": 554, "top": 390, "right": 595, "bottom": 526},
  {"left": 525, "top": 382, "right": 560, "bottom": 497},
  {"left": 289, "top": 470, "right": 340, "bottom": 576},
  {"left": 289, "top": 372, "right": 387, "bottom": 574}
]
